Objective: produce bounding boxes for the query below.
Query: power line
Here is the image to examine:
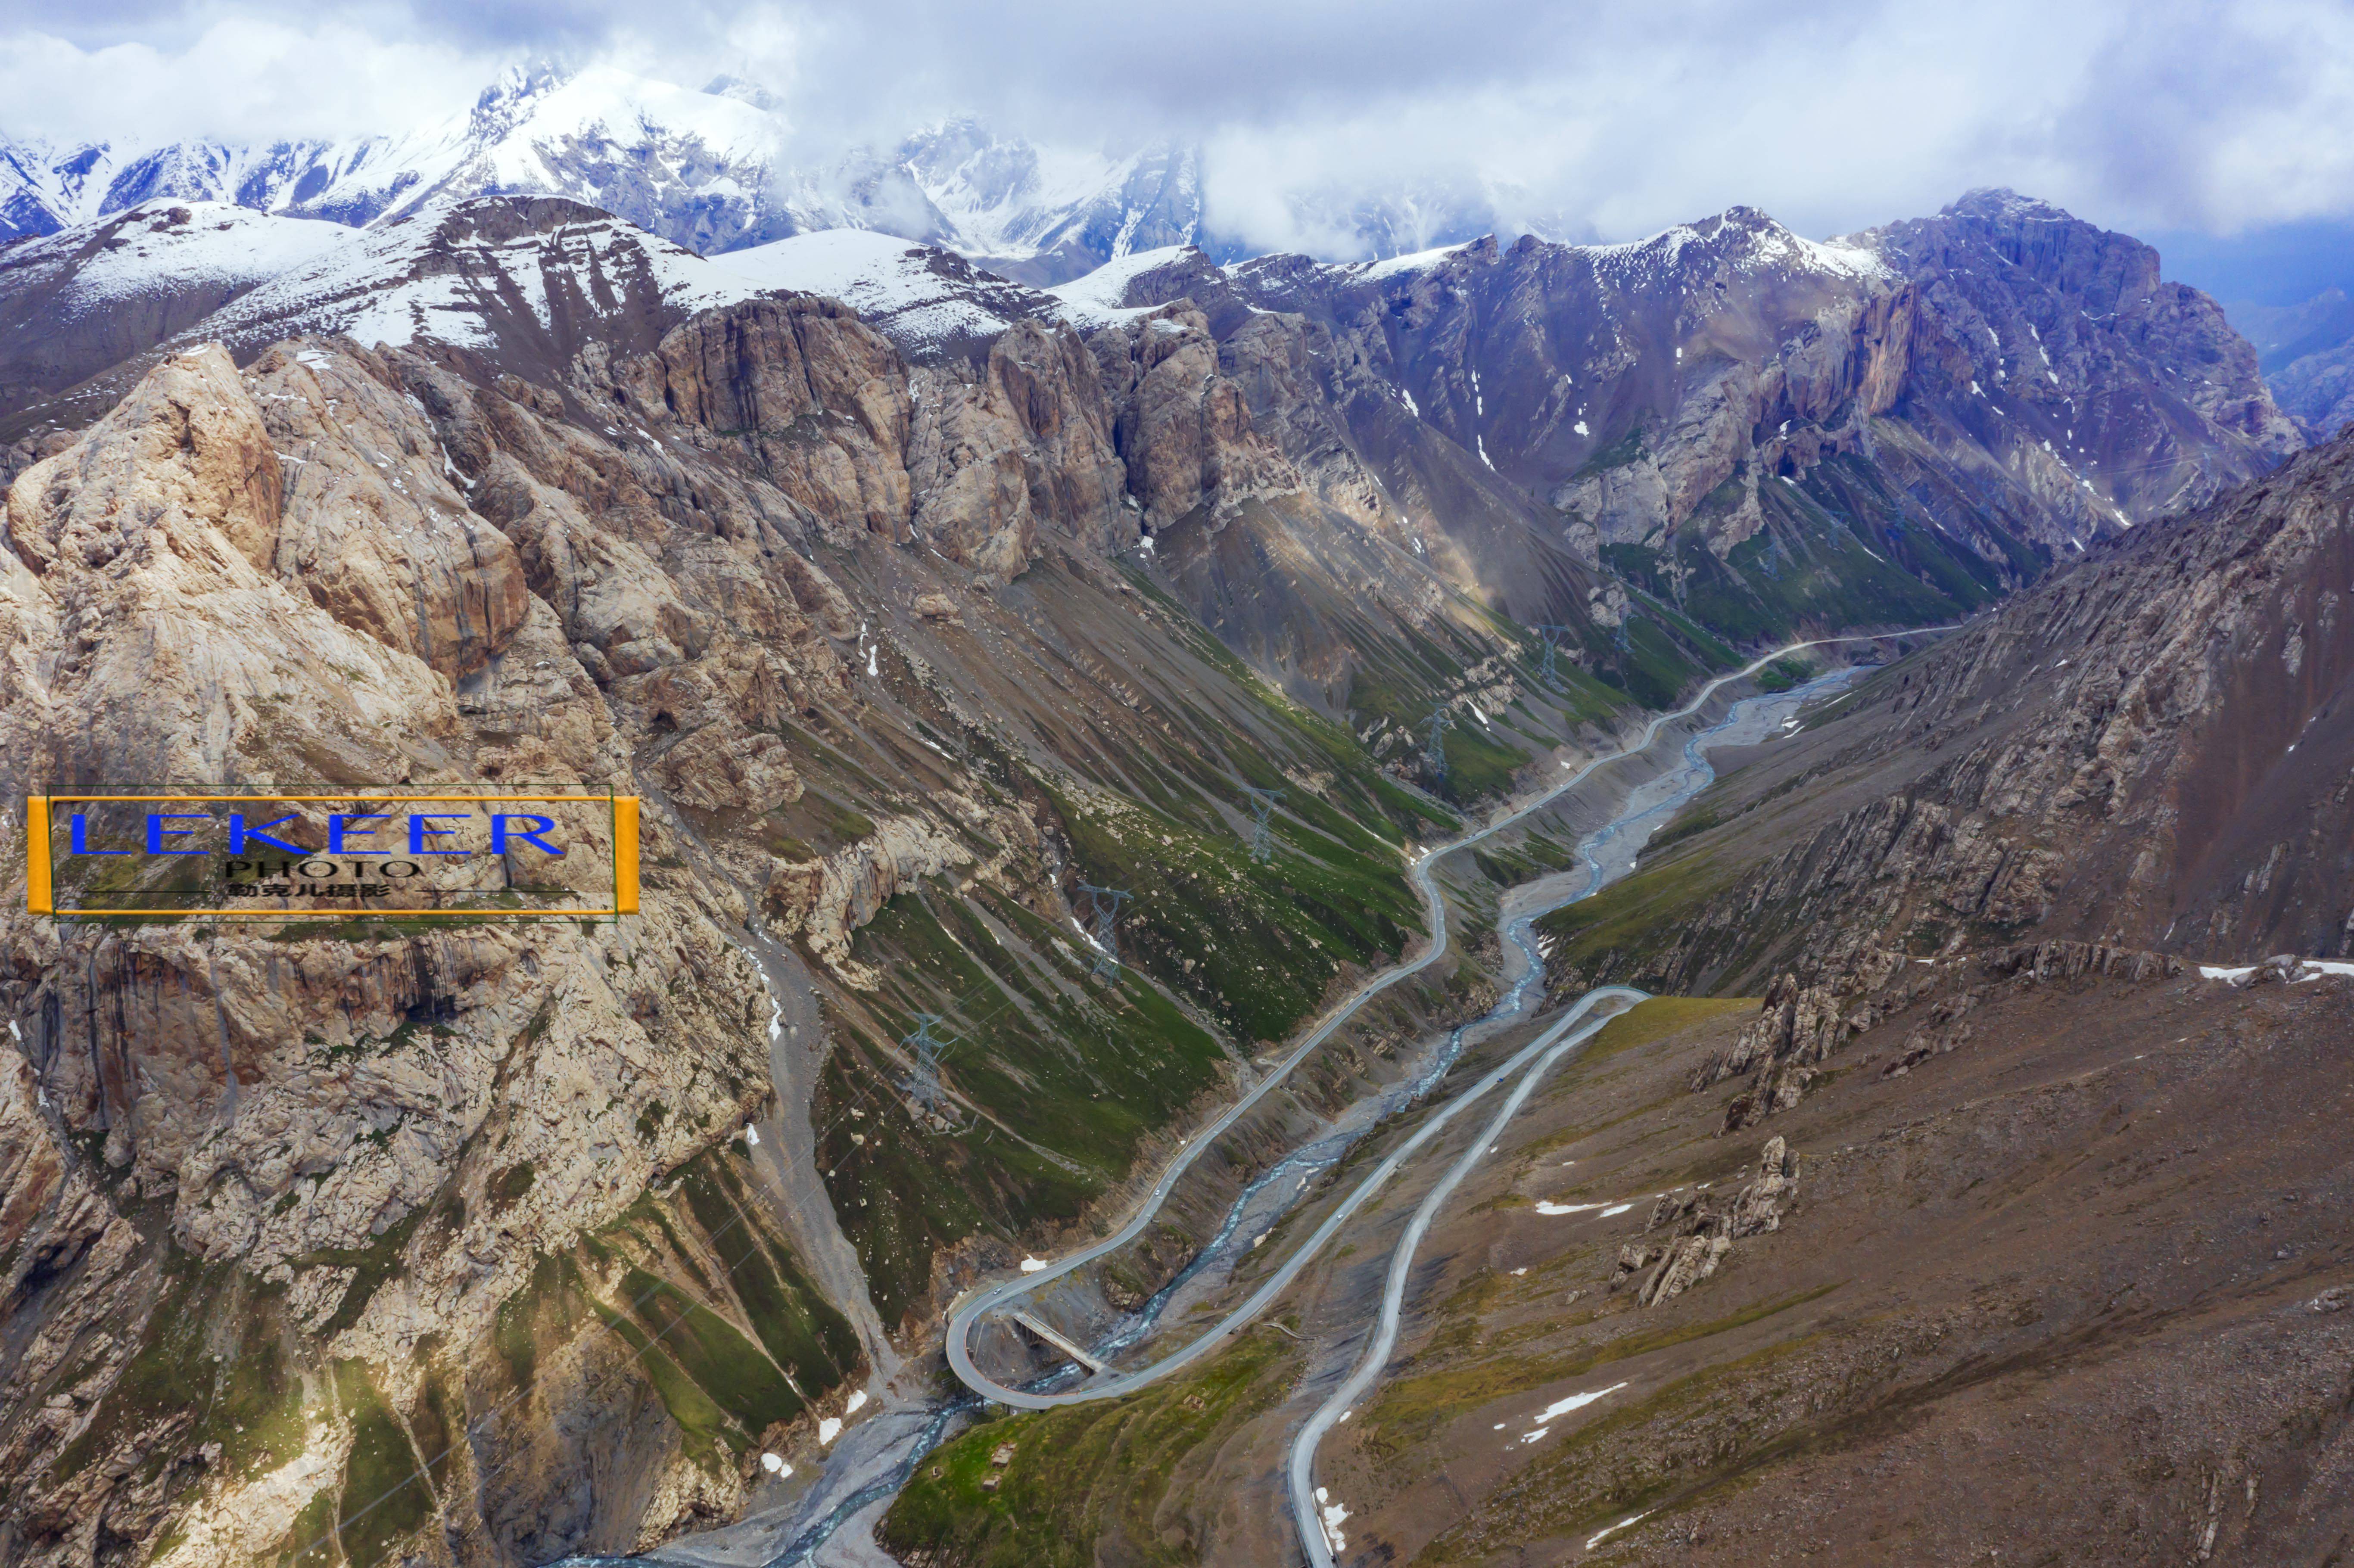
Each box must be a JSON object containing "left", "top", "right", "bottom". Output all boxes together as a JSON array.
[
  {"left": 287, "top": 943, "right": 1065, "bottom": 1565},
  {"left": 901, "top": 1011, "right": 954, "bottom": 1116},
  {"left": 294, "top": 861, "right": 1199, "bottom": 1566},
  {"left": 1074, "top": 882, "right": 1133, "bottom": 979},
  {"left": 1241, "top": 787, "right": 1284, "bottom": 864},
  {"left": 1422, "top": 708, "right": 1452, "bottom": 779},
  {"left": 1529, "top": 624, "right": 1576, "bottom": 686}
]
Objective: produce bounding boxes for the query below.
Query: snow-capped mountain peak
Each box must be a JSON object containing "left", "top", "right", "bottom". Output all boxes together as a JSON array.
[
  {"left": 466, "top": 62, "right": 574, "bottom": 142},
  {"left": 0, "top": 65, "right": 1219, "bottom": 285}
]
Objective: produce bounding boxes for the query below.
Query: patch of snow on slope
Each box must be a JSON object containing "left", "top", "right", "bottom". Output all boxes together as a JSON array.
[
  {"left": 25, "top": 201, "right": 356, "bottom": 322},
  {"left": 1049, "top": 245, "right": 1189, "bottom": 326},
  {"left": 1532, "top": 1382, "right": 1628, "bottom": 1424},
  {"left": 2201, "top": 960, "right": 2354, "bottom": 984},
  {"left": 1586, "top": 1512, "right": 1653, "bottom": 1550},
  {"left": 1314, "top": 1487, "right": 1349, "bottom": 1553},
  {"left": 722, "top": 229, "right": 949, "bottom": 307},
  {"left": 182, "top": 197, "right": 758, "bottom": 353},
  {"left": 1741, "top": 222, "right": 1890, "bottom": 280},
  {"left": 717, "top": 229, "right": 1046, "bottom": 353},
  {"left": 1796, "top": 235, "right": 1889, "bottom": 278},
  {"left": 1351, "top": 240, "right": 1473, "bottom": 281}
]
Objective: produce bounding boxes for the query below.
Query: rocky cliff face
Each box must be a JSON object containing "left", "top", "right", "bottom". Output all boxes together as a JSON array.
[
  {"left": 2, "top": 188, "right": 2302, "bottom": 725},
  {"left": 0, "top": 224, "right": 1554, "bottom": 1559},
  {"left": 1076, "top": 195, "right": 2298, "bottom": 703},
  {"left": 1544, "top": 423, "right": 2354, "bottom": 1008},
  {"left": 1854, "top": 190, "right": 2299, "bottom": 482},
  {"left": 2222, "top": 286, "right": 2354, "bottom": 439},
  {"left": 0, "top": 342, "right": 834, "bottom": 1565}
]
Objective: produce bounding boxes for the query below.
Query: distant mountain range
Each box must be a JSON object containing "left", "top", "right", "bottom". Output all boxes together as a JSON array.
[
  {"left": 9, "top": 60, "right": 2345, "bottom": 436},
  {"left": 0, "top": 63, "right": 1213, "bottom": 284},
  {"left": 0, "top": 179, "right": 2300, "bottom": 721},
  {"left": 0, "top": 62, "right": 1594, "bottom": 291},
  {"left": 2229, "top": 286, "right": 2354, "bottom": 436}
]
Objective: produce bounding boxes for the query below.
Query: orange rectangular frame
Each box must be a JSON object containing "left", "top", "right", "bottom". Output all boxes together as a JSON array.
[{"left": 26, "top": 794, "right": 640, "bottom": 918}]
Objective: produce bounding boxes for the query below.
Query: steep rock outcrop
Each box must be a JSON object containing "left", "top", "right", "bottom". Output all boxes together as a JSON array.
[
  {"left": 1087, "top": 304, "right": 1298, "bottom": 531},
  {"left": 1625, "top": 428, "right": 2354, "bottom": 984},
  {"left": 251, "top": 342, "right": 532, "bottom": 678},
  {"left": 1859, "top": 190, "right": 2301, "bottom": 466},
  {"left": 1620, "top": 1136, "right": 1799, "bottom": 1307},
  {"left": 617, "top": 296, "right": 918, "bottom": 542},
  {"left": 1690, "top": 971, "right": 1863, "bottom": 1131},
  {"left": 766, "top": 796, "right": 1042, "bottom": 988},
  {"left": 0, "top": 345, "right": 458, "bottom": 794},
  {"left": 906, "top": 318, "right": 1132, "bottom": 573},
  {"left": 602, "top": 298, "right": 1142, "bottom": 580},
  {"left": 0, "top": 341, "right": 856, "bottom": 1567}
]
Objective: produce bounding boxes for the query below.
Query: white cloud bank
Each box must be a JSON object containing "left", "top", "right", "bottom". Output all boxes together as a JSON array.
[{"left": 4, "top": 0, "right": 2352, "bottom": 252}]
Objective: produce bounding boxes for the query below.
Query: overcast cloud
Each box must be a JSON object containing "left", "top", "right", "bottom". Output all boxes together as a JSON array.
[{"left": 3, "top": 0, "right": 2351, "bottom": 255}]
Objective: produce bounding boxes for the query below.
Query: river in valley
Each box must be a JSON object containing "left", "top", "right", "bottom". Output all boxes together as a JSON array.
[{"left": 577, "top": 660, "right": 1866, "bottom": 1568}]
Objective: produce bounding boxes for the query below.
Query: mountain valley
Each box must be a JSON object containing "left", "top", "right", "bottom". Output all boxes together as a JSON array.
[{"left": 0, "top": 126, "right": 2342, "bottom": 1568}]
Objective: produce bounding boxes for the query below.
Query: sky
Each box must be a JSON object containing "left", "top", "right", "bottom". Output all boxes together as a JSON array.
[{"left": 4, "top": 0, "right": 2354, "bottom": 295}]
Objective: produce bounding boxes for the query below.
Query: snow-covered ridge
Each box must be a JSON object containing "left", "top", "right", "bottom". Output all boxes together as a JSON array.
[
  {"left": 3, "top": 200, "right": 355, "bottom": 323},
  {"left": 3, "top": 187, "right": 1061, "bottom": 376},
  {"left": 1047, "top": 245, "right": 1193, "bottom": 327},
  {"left": 720, "top": 230, "right": 956, "bottom": 308},
  {"left": 298, "top": 63, "right": 788, "bottom": 234},
  {"left": 717, "top": 229, "right": 1052, "bottom": 355},
  {"left": 1584, "top": 207, "right": 1890, "bottom": 286},
  {"left": 0, "top": 65, "right": 1209, "bottom": 287},
  {"left": 1347, "top": 240, "right": 1479, "bottom": 282},
  {"left": 164, "top": 197, "right": 762, "bottom": 355},
  {"left": 1742, "top": 227, "right": 1887, "bottom": 280},
  {"left": 0, "top": 64, "right": 797, "bottom": 252},
  {"left": 102, "top": 196, "right": 1046, "bottom": 365},
  {"left": 1218, "top": 206, "right": 1889, "bottom": 303}
]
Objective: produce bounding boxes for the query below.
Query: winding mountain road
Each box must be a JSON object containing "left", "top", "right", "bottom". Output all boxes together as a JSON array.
[
  {"left": 1286, "top": 978, "right": 1648, "bottom": 1565},
  {"left": 942, "top": 630, "right": 1954, "bottom": 1422}
]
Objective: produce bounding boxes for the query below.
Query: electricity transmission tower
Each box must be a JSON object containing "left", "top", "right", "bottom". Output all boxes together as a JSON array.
[
  {"left": 901, "top": 1012, "right": 953, "bottom": 1114},
  {"left": 1075, "top": 882, "right": 1133, "bottom": 979},
  {"left": 1423, "top": 708, "right": 1452, "bottom": 779},
  {"left": 1241, "top": 786, "right": 1284, "bottom": 864},
  {"left": 1530, "top": 624, "right": 1576, "bottom": 684}
]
